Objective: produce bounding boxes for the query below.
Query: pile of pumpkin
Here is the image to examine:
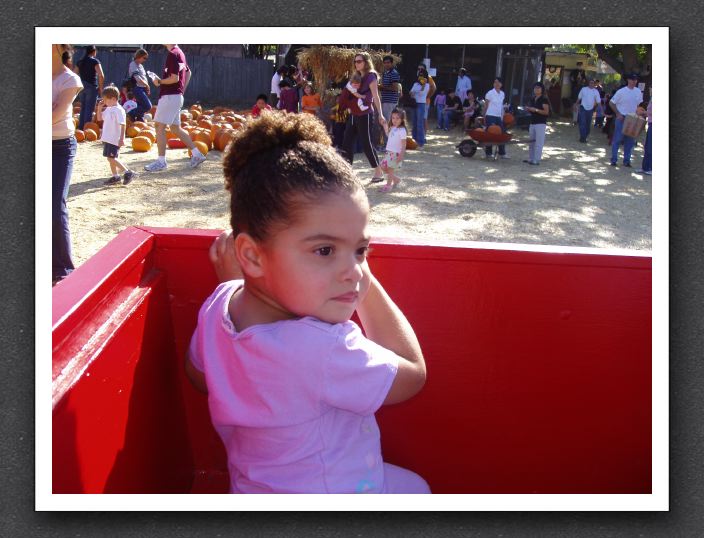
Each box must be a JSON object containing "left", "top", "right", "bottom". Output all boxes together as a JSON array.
[
  {"left": 70, "top": 102, "right": 250, "bottom": 156},
  {"left": 468, "top": 112, "right": 516, "bottom": 138}
]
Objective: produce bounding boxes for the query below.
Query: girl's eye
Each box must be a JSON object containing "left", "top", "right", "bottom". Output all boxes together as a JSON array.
[
  {"left": 356, "top": 246, "right": 371, "bottom": 259},
  {"left": 315, "top": 246, "right": 333, "bottom": 256}
]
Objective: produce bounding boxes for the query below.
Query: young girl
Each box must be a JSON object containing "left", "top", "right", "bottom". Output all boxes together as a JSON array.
[
  {"left": 379, "top": 109, "right": 407, "bottom": 193},
  {"left": 186, "top": 112, "right": 429, "bottom": 494},
  {"left": 300, "top": 82, "right": 322, "bottom": 116}
]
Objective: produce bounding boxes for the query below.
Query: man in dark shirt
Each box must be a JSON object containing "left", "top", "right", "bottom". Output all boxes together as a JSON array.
[
  {"left": 439, "top": 89, "right": 462, "bottom": 130},
  {"left": 75, "top": 45, "right": 104, "bottom": 130}
]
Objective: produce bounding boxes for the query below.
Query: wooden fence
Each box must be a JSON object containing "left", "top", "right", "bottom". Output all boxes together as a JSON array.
[{"left": 89, "top": 49, "right": 273, "bottom": 108}]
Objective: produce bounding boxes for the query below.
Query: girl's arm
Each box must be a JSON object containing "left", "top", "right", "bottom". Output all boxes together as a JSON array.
[
  {"left": 356, "top": 270, "right": 426, "bottom": 405},
  {"left": 398, "top": 137, "right": 406, "bottom": 161},
  {"left": 185, "top": 351, "right": 208, "bottom": 393},
  {"left": 96, "top": 63, "right": 105, "bottom": 94}
]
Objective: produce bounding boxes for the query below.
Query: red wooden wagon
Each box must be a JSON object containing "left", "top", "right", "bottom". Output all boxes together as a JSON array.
[{"left": 52, "top": 227, "right": 652, "bottom": 494}]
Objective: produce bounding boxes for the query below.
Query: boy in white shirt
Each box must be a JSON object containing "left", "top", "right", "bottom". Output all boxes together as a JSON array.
[
  {"left": 96, "top": 86, "right": 136, "bottom": 185},
  {"left": 576, "top": 79, "right": 601, "bottom": 143},
  {"left": 484, "top": 77, "right": 508, "bottom": 158}
]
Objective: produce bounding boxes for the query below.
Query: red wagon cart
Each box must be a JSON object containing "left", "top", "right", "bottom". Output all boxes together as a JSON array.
[{"left": 52, "top": 227, "right": 652, "bottom": 494}]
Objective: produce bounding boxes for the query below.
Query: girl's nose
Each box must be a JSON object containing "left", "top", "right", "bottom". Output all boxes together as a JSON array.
[{"left": 341, "top": 255, "right": 364, "bottom": 282}]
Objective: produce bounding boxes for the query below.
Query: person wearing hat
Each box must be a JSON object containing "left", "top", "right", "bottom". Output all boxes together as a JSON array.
[
  {"left": 608, "top": 73, "right": 643, "bottom": 167},
  {"left": 455, "top": 68, "right": 472, "bottom": 104},
  {"left": 576, "top": 78, "right": 601, "bottom": 143}
]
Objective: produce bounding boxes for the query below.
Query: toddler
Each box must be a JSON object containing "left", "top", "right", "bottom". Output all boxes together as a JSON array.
[
  {"left": 250, "top": 93, "right": 272, "bottom": 118},
  {"left": 187, "top": 112, "right": 430, "bottom": 494},
  {"left": 379, "top": 109, "right": 407, "bottom": 193},
  {"left": 300, "top": 82, "right": 322, "bottom": 115},
  {"left": 340, "top": 72, "right": 371, "bottom": 113},
  {"left": 122, "top": 91, "right": 138, "bottom": 115},
  {"left": 433, "top": 89, "right": 446, "bottom": 129},
  {"left": 95, "top": 85, "right": 136, "bottom": 186}
]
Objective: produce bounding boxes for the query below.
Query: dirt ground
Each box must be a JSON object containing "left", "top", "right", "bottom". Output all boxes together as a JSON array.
[{"left": 67, "top": 118, "right": 651, "bottom": 267}]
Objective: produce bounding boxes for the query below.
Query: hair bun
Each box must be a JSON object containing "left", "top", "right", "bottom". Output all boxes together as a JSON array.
[{"left": 224, "top": 112, "right": 331, "bottom": 187}]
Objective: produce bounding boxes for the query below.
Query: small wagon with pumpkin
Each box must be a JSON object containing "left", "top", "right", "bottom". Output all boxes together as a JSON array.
[{"left": 456, "top": 112, "right": 525, "bottom": 159}]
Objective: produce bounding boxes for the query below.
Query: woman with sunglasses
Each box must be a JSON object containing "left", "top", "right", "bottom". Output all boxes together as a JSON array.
[{"left": 340, "top": 52, "right": 386, "bottom": 183}]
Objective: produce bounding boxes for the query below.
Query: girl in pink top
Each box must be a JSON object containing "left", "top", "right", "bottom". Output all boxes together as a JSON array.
[{"left": 187, "top": 112, "right": 430, "bottom": 494}]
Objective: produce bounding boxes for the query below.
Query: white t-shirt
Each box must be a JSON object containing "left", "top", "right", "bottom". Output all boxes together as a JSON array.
[
  {"left": 386, "top": 126, "right": 407, "bottom": 153},
  {"left": 271, "top": 72, "right": 281, "bottom": 96},
  {"left": 610, "top": 85, "right": 643, "bottom": 116},
  {"left": 577, "top": 87, "right": 601, "bottom": 110},
  {"left": 52, "top": 69, "right": 83, "bottom": 139},
  {"left": 100, "top": 105, "right": 126, "bottom": 146},
  {"left": 484, "top": 88, "right": 505, "bottom": 117},
  {"left": 410, "top": 82, "right": 429, "bottom": 104},
  {"left": 122, "top": 99, "right": 138, "bottom": 113}
]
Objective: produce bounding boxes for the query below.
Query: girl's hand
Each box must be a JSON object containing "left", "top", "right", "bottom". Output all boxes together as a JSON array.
[
  {"left": 358, "top": 259, "right": 373, "bottom": 303},
  {"left": 379, "top": 116, "right": 387, "bottom": 126},
  {"left": 209, "top": 230, "right": 243, "bottom": 283}
]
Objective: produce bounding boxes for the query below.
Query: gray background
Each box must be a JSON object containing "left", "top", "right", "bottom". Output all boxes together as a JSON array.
[{"left": 2, "top": 0, "right": 701, "bottom": 535}]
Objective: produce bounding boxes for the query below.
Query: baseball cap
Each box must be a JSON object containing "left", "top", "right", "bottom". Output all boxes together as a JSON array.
[{"left": 626, "top": 73, "right": 640, "bottom": 80}]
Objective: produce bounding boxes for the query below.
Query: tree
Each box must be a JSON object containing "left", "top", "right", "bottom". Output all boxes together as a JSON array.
[{"left": 595, "top": 45, "right": 651, "bottom": 81}]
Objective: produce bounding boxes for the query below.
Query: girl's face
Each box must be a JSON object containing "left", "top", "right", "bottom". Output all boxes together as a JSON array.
[
  {"left": 391, "top": 113, "right": 402, "bottom": 127},
  {"left": 136, "top": 55, "right": 147, "bottom": 64},
  {"left": 354, "top": 56, "right": 366, "bottom": 71},
  {"left": 304, "top": 85, "right": 312, "bottom": 95},
  {"left": 493, "top": 79, "right": 502, "bottom": 90},
  {"left": 257, "top": 189, "right": 371, "bottom": 324}
]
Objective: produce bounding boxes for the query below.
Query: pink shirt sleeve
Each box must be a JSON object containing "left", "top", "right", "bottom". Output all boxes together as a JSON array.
[{"left": 322, "top": 324, "right": 400, "bottom": 416}]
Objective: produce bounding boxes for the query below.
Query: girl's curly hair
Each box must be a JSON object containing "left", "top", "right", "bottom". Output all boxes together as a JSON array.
[{"left": 222, "top": 111, "right": 362, "bottom": 241}]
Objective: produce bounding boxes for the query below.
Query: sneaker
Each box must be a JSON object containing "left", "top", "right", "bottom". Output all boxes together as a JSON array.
[
  {"left": 104, "top": 175, "right": 121, "bottom": 186},
  {"left": 643, "top": 170, "right": 652, "bottom": 175},
  {"left": 610, "top": 162, "right": 617, "bottom": 167},
  {"left": 144, "top": 160, "right": 167, "bottom": 172},
  {"left": 189, "top": 151, "right": 206, "bottom": 168},
  {"left": 499, "top": 154, "right": 510, "bottom": 159},
  {"left": 528, "top": 161, "right": 539, "bottom": 166},
  {"left": 123, "top": 170, "right": 136, "bottom": 185},
  {"left": 636, "top": 169, "right": 652, "bottom": 175},
  {"left": 623, "top": 162, "right": 632, "bottom": 168}
]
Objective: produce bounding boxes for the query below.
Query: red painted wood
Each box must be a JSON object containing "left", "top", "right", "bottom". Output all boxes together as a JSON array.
[{"left": 52, "top": 228, "right": 651, "bottom": 494}]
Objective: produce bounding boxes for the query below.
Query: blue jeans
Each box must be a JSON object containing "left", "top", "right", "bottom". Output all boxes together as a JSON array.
[
  {"left": 412, "top": 102, "right": 426, "bottom": 146},
  {"left": 578, "top": 106, "right": 593, "bottom": 140},
  {"left": 611, "top": 116, "right": 636, "bottom": 164},
  {"left": 53, "top": 137, "right": 77, "bottom": 280},
  {"left": 484, "top": 115, "right": 506, "bottom": 156},
  {"left": 641, "top": 124, "right": 652, "bottom": 172},
  {"left": 131, "top": 86, "right": 152, "bottom": 122},
  {"left": 435, "top": 104, "right": 445, "bottom": 127},
  {"left": 78, "top": 85, "right": 98, "bottom": 130}
]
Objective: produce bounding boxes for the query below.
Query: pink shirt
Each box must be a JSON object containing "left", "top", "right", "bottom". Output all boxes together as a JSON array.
[{"left": 189, "top": 280, "right": 401, "bottom": 493}]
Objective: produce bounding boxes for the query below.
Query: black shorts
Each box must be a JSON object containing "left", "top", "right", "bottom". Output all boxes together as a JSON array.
[{"left": 103, "top": 142, "right": 120, "bottom": 158}]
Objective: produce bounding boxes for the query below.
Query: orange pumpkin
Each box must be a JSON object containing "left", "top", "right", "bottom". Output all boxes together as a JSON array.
[
  {"left": 487, "top": 125, "right": 503, "bottom": 136},
  {"left": 75, "top": 129, "right": 85, "bottom": 142},
  {"left": 126, "top": 125, "right": 141, "bottom": 138},
  {"left": 84, "top": 128, "right": 98, "bottom": 142},
  {"left": 194, "top": 130, "right": 213, "bottom": 149},
  {"left": 405, "top": 136, "right": 418, "bottom": 150},
  {"left": 198, "top": 119, "right": 213, "bottom": 130},
  {"left": 180, "top": 111, "right": 192, "bottom": 122},
  {"left": 215, "top": 130, "right": 236, "bottom": 152},
  {"left": 165, "top": 129, "right": 179, "bottom": 140},
  {"left": 84, "top": 122, "right": 100, "bottom": 136},
  {"left": 188, "top": 140, "right": 210, "bottom": 157},
  {"left": 132, "top": 136, "right": 153, "bottom": 152},
  {"left": 190, "top": 109, "right": 201, "bottom": 121},
  {"left": 140, "top": 130, "right": 157, "bottom": 144},
  {"left": 502, "top": 113, "right": 515, "bottom": 126}
]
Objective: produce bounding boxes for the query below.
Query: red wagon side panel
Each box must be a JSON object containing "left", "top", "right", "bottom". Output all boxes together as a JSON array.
[{"left": 52, "top": 228, "right": 652, "bottom": 494}]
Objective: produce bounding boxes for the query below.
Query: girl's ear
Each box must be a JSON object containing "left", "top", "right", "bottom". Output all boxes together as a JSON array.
[{"left": 234, "top": 232, "right": 265, "bottom": 278}]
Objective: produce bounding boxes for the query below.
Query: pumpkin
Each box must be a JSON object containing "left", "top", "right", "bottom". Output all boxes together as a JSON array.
[
  {"left": 194, "top": 130, "right": 213, "bottom": 149},
  {"left": 75, "top": 129, "right": 85, "bottom": 142},
  {"left": 132, "top": 121, "right": 148, "bottom": 130},
  {"left": 126, "top": 125, "right": 141, "bottom": 138},
  {"left": 84, "top": 128, "right": 98, "bottom": 142},
  {"left": 487, "top": 125, "right": 503, "bottom": 136},
  {"left": 215, "top": 130, "right": 236, "bottom": 152},
  {"left": 190, "top": 109, "right": 200, "bottom": 121},
  {"left": 84, "top": 122, "right": 100, "bottom": 136},
  {"left": 167, "top": 137, "right": 187, "bottom": 149},
  {"left": 132, "top": 136, "right": 153, "bottom": 152},
  {"left": 405, "top": 136, "right": 418, "bottom": 150},
  {"left": 198, "top": 119, "right": 213, "bottom": 130},
  {"left": 188, "top": 140, "right": 210, "bottom": 157},
  {"left": 165, "top": 129, "right": 179, "bottom": 140},
  {"left": 140, "top": 130, "right": 157, "bottom": 144},
  {"left": 502, "top": 113, "right": 515, "bottom": 126},
  {"left": 180, "top": 111, "right": 192, "bottom": 122}
]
